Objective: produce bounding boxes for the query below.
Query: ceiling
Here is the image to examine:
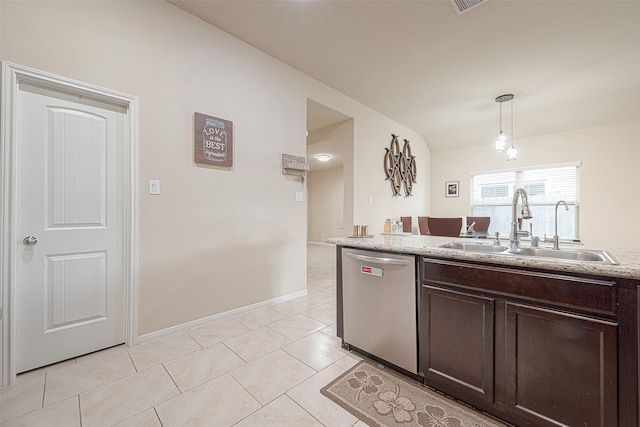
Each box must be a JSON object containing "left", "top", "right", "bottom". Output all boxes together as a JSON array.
[{"left": 170, "top": 0, "right": 640, "bottom": 154}]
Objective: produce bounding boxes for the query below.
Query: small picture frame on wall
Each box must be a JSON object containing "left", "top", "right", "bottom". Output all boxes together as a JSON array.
[
  {"left": 194, "top": 112, "right": 234, "bottom": 168},
  {"left": 446, "top": 181, "right": 459, "bottom": 197}
]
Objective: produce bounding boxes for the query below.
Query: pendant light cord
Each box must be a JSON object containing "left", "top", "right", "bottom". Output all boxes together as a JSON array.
[{"left": 510, "top": 97, "right": 514, "bottom": 148}]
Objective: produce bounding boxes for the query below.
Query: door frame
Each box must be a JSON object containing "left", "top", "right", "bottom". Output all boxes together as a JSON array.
[{"left": 0, "top": 62, "right": 139, "bottom": 386}]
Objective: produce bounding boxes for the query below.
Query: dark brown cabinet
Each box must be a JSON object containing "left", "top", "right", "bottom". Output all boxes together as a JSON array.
[
  {"left": 503, "top": 302, "right": 618, "bottom": 426},
  {"left": 420, "top": 258, "right": 621, "bottom": 427},
  {"left": 420, "top": 285, "right": 494, "bottom": 404}
]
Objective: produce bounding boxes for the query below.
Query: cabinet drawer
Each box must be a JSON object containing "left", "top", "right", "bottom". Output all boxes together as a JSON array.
[{"left": 422, "top": 258, "right": 617, "bottom": 317}]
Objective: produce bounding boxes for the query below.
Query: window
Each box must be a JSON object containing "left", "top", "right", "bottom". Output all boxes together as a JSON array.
[{"left": 471, "top": 164, "right": 580, "bottom": 240}]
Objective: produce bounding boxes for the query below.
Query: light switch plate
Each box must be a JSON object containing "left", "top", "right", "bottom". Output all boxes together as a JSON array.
[
  {"left": 295, "top": 191, "right": 304, "bottom": 202},
  {"left": 149, "top": 179, "right": 161, "bottom": 195}
]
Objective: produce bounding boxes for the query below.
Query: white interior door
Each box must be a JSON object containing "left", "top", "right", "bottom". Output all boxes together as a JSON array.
[{"left": 15, "top": 82, "right": 127, "bottom": 373}]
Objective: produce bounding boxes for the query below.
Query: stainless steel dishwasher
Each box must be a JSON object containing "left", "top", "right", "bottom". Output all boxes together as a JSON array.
[{"left": 341, "top": 248, "right": 417, "bottom": 374}]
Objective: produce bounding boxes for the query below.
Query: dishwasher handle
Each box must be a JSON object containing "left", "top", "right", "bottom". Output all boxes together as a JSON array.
[{"left": 344, "top": 252, "right": 413, "bottom": 266}]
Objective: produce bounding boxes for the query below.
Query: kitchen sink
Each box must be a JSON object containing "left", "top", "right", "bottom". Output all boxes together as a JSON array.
[
  {"left": 437, "top": 242, "right": 510, "bottom": 253},
  {"left": 436, "top": 242, "right": 618, "bottom": 264},
  {"left": 507, "top": 247, "right": 618, "bottom": 264}
]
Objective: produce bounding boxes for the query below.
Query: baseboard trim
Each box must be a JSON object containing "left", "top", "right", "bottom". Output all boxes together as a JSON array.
[{"left": 136, "top": 289, "right": 308, "bottom": 344}]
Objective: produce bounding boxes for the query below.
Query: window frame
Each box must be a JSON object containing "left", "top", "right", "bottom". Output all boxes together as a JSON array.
[{"left": 470, "top": 162, "right": 581, "bottom": 241}]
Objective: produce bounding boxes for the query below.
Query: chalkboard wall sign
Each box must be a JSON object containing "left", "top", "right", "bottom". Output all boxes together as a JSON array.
[{"left": 194, "top": 112, "right": 233, "bottom": 168}]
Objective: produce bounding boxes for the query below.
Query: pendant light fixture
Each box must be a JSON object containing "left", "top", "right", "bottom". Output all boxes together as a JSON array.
[{"left": 494, "top": 94, "right": 517, "bottom": 160}]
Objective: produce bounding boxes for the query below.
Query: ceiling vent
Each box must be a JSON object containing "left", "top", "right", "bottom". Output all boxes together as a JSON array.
[{"left": 450, "top": 0, "right": 486, "bottom": 15}]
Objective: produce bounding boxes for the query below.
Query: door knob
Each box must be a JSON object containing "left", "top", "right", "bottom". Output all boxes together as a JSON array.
[{"left": 23, "top": 236, "right": 38, "bottom": 246}]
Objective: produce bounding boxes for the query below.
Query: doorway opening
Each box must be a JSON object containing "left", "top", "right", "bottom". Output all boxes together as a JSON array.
[{"left": 305, "top": 99, "right": 353, "bottom": 245}]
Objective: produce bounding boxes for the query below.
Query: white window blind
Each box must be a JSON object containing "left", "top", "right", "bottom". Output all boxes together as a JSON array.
[{"left": 471, "top": 164, "right": 580, "bottom": 240}]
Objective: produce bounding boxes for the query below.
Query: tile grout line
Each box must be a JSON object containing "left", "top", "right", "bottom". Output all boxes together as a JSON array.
[{"left": 3, "top": 244, "right": 340, "bottom": 426}]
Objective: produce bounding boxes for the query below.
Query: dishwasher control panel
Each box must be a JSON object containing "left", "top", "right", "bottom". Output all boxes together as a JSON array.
[{"left": 360, "top": 265, "right": 383, "bottom": 277}]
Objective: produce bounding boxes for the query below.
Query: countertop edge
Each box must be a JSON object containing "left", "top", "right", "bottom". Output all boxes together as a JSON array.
[{"left": 327, "top": 235, "right": 640, "bottom": 280}]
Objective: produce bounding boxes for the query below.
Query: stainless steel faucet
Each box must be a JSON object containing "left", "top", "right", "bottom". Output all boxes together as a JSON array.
[
  {"left": 510, "top": 188, "right": 533, "bottom": 249},
  {"left": 553, "top": 200, "right": 569, "bottom": 250}
]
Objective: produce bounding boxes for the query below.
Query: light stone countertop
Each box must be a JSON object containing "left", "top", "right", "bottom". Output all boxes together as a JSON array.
[{"left": 327, "top": 234, "right": 640, "bottom": 280}]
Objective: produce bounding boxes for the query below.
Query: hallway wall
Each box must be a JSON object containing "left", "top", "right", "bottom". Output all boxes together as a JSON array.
[{"left": 0, "top": 1, "right": 429, "bottom": 334}]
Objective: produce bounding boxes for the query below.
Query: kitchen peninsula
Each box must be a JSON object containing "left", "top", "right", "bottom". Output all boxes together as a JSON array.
[{"left": 328, "top": 234, "right": 640, "bottom": 427}]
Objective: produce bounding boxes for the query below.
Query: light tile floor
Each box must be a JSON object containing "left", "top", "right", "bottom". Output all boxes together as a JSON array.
[{"left": 0, "top": 242, "right": 369, "bottom": 427}]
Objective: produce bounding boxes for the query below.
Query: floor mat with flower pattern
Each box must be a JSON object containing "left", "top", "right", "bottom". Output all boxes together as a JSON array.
[{"left": 321, "top": 361, "right": 511, "bottom": 427}]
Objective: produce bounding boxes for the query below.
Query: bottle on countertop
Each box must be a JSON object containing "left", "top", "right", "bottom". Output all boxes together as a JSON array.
[
  {"left": 392, "top": 221, "right": 398, "bottom": 234},
  {"left": 384, "top": 218, "right": 392, "bottom": 233},
  {"left": 398, "top": 221, "right": 403, "bottom": 234}
]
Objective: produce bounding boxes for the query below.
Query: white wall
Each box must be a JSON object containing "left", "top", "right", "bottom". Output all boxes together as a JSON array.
[
  {"left": 308, "top": 167, "right": 344, "bottom": 242},
  {"left": 430, "top": 119, "right": 640, "bottom": 249},
  {"left": 302, "top": 100, "right": 431, "bottom": 237},
  {"left": 306, "top": 115, "right": 431, "bottom": 239},
  {"left": 0, "top": 1, "right": 429, "bottom": 335},
  {"left": 352, "top": 122, "right": 431, "bottom": 235}
]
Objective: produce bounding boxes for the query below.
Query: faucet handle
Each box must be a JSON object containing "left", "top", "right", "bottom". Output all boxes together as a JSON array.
[{"left": 467, "top": 221, "right": 476, "bottom": 233}]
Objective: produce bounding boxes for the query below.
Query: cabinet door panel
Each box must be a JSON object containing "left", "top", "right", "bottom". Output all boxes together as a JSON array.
[
  {"left": 505, "top": 303, "right": 618, "bottom": 427},
  {"left": 420, "top": 285, "right": 494, "bottom": 404}
]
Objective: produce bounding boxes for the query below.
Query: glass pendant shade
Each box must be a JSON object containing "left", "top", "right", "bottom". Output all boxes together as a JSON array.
[
  {"left": 495, "top": 131, "right": 507, "bottom": 151},
  {"left": 494, "top": 94, "right": 516, "bottom": 160}
]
